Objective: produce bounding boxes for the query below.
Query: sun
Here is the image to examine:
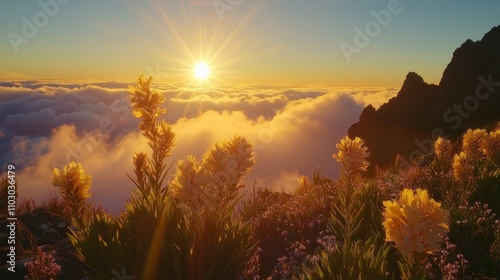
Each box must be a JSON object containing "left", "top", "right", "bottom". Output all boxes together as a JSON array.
[{"left": 194, "top": 62, "right": 210, "bottom": 80}]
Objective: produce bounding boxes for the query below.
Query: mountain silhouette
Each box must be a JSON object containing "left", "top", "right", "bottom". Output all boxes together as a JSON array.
[{"left": 348, "top": 25, "right": 500, "bottom": 171}]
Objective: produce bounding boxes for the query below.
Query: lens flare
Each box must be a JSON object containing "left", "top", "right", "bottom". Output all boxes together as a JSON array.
[{"left": 194, "top": 62, "right": 210, "bottom": 80}]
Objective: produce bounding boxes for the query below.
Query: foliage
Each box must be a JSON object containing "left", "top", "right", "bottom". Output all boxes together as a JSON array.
[
  {"left": 383, "top": 188, "right": 449, "bottom": 253},
  {"left": 128, "top": 75, "right": 175, "bottom": 198},
  {"left": 301, "top": 136, "right": 392, "bottom": 279},
  {"left": 251, "top": 126, "right": 498, "bottom": 279},
  {"left": 16, "top": 191, "right": 70, "bottom": 219},
  {"left": 54, "top": 75, "right": 255, "bottom": 279},
  {"left": 170, "top": 135, "right": 255, "bottom": 217},
  {"left": 36, "top": 77, "right": 500, "bottom": 279},
  {"left": 16, "top": 196, "right": 36, "bottom": 216},
  {"left": 24, "top": 246, "right": 61, "bottom": 280},
  {"left": 448, "top": 202, "right": 500, "bottom": 277},
  {"left": 425, "top": 238, "right": 469, "bottom": 280},
  {"left": 239, "top": 172, "right": 337, "bottom": 278},
  {"left": 302, "top": 233, "right": 391, "bottom": 280},
  {"left": 38, "top": 193, "right": 70, "bottom": 220},
  {"left": 52, "top": 162, "right": 92, "bottom": 229}
]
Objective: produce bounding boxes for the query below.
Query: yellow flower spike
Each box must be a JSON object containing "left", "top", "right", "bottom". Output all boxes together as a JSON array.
[
  {"left": 333, "top": 136, "right": 370, "bottom": 173},
  {"left": 453, "top": 129, "right": 487, "bottom": 183},
  {"left": 462, "top": 128, "right": 487, "bottom": 157},
  {"left": 52, "top": 162, "right": 92, "bottom": 199},
  {"left": 434, "top": 137, "right": 453, "bottom": 160},
  {"left": 382, "top": 188, "right": 449, "bottom": 253},
  {"left": 483, "top": 129, "right": 500, "bottom": 162},
  {"left": 452, "top": 151, "right": 473, "bottom": 181}
]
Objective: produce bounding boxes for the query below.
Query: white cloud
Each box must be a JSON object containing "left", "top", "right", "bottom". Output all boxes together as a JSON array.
[{"left": 0, "top": 80, "right": 397, "bottom": 211}]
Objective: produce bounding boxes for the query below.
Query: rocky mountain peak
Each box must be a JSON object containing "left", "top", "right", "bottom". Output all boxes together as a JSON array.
[{"left": 348, "top": 25, "right": 500, "bottom": 171}]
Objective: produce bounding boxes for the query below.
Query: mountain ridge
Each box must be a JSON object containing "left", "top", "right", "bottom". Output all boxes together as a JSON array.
[{"left": 348, "top": 25, "right": 500, "bottom": 170}]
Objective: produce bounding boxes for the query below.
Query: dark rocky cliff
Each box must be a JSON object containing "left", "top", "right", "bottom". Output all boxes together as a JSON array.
[{"left": 348, "top": 25, "right": 500, "bottom": 170}]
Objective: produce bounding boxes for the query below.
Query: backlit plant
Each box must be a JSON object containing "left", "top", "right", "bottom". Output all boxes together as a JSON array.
[
  {"left": 301, "top": 136, "right": 391, "bottom": 279},
  {"left": 42, "top": 76, "right": 500, "bottom": 279},
  {"left": 383, "top": 188, "right": 449, "bottom": 253},
  {"left": 54, "top": 76, "right": 255, "bottom": 279}
]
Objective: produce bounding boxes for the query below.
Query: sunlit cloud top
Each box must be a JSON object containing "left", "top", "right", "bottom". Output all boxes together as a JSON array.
[{"left": 0, "top": 79, "right": 396, "bottom": 210}]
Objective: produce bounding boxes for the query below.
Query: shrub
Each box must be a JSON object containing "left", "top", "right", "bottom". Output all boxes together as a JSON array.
[
  {"left": 240, "top": 172, "right": 336, "bottom": 278},
  {"left": 24, "top": 246, "right": 61, "bottom": 280},
  {"left": 45, "top": 76, "right": 500, "bottom": 279},
  {"left": 449, "top": 202, "right": 500, "bottom": 277},
  {"left": 425, "top": 238, "right": 469, "bottom": 280},
  {"left": 301, "top": 136, "right": 392, "bottom": 279},
  {"left": 52, "top": 162, "right": 92, "bottom": 229},
  {"left": 55, "top": 76, "right": 256, "bottom": 279},
  {"left": 38, "top": 193, "right": 69, "bottom": 220}
]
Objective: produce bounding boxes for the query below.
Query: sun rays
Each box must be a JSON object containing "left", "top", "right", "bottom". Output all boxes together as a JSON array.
[{"left": 137, "top": 0, "right": 262, "bottom": 88}]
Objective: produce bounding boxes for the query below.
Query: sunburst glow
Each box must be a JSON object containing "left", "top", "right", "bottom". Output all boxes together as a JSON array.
[{"left": 194, "top": 62, "right": 210, "bottom": 80}]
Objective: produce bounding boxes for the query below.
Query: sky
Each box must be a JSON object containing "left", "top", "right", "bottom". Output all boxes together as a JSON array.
[
  {"left": 0, "top": 0, "right": 499, "bottom": 85},
  {"left": 0, "top": 1, "right": 499, "bottom": 211}
]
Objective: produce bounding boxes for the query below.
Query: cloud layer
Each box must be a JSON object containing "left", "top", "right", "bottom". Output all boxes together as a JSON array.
[{"left": 0, "top": 80, "right": 397, "bottom": 211}]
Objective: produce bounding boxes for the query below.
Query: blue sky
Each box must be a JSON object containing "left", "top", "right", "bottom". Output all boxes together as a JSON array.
[{"left": 0, "top": 0, "right": 499, "bottom": 84}]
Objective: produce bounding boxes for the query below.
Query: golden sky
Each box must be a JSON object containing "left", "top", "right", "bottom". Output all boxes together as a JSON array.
[{"left": 1, "top": 1, "right": 499, "bottom": 85}]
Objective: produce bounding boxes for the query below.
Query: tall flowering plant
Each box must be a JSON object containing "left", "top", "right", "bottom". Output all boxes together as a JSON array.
[
  {"left": 383, "top": 188, "right": 449, "bottom": 253},
  {"left": 452, "top": 129, "right": 487, "bottom": 182},
  {"left": 302, "top": 136, "right": 391, "bottom": 279},
  {"left": 128, "top": 75, "right": 175, "bottom": 199},
  {"left": 333, "top": 136, "right": 370, "bottom": 180},
  {"left": 383, "top": 188, "right": 450, "bottom": 279},
  {"left": 52, "top": 162, "right": 92, "bottom": 229},
  {"left": 53, "top": 76, "right": 256, "bottom": 279},
  {"left": 331, "top": 136, "right": 370, "bottom": 241},
  {"left": 331, "top": 136, "right": 370, "bottom": 238}
]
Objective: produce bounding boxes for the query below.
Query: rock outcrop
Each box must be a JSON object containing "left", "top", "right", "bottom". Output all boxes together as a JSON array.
[
  {"left": 348, "top": 25, "right": 500, "bottom": 171},
  {"left": 0, "top": 210, "right": 87, "bottom": 279}
]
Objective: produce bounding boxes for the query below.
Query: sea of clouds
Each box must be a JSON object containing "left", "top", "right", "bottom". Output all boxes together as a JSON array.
[{"left": 0, "top": 79, "right": 398, "bottom": 211}]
